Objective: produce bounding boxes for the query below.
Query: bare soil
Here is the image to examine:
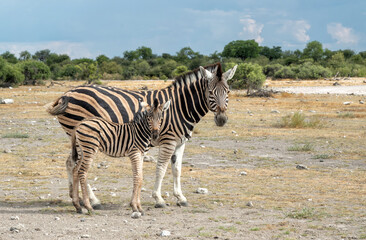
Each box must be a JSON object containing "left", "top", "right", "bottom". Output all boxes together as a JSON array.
[{"left": 0, "top": 80, "right": 365, "bottom": 240}]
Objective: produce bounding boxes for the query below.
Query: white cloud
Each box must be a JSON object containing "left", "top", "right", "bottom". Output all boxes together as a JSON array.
[
  {"left": 0, "top": 41, "right": 93, "bottom": 59},
  {"left": 327, "top": 23, "right": 359, "bottom": 44},
  {"left": 281, "top": 20, "right": 310, "bottom": 42},
  {"left": 239, "top": 17, "right": 264, "bottom": 44}
]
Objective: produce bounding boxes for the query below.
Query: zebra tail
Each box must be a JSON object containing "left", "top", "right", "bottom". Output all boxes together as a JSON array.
[
  {"left": 71, "top": 131, "right": 79, "bottom": 163},
  {"left": 46, "top": 96, "right": 69, "bottom": 115}
]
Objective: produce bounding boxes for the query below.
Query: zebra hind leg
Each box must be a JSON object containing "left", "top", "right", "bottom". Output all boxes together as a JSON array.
[{"left": 71, "top": 162, "right": 82, "bottom": 213}]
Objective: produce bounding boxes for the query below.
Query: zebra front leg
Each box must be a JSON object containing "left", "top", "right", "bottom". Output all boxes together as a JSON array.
[
  {"left": 171, "top": 142, "right": 188, "bottom": 207},
  {"left": 152, "top": 142, "right": 177, "bottom": 208},
  {"left": 129, "top": 151, "right": 144, "bottom": 217}
]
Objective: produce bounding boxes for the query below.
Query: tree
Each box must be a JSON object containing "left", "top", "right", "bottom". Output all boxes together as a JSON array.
[
  {"left": 33, "top": 49, "right": 51, "bottom": 62},
  {"left": 175, "top": 47, "right": 200, "bottom": 64},
  {"left": 1, "top": 51, "right": 18, "bottom": 64},
  {"left": 302, "top": 41, "right": 323, "bottom": 62},
  {"left": 260, "top": 46, "right": 282, "bottom": 60},
  {"left": 96, "top": 54, "right": 110, "bottom": 65},
  {"left": 228, "top": 63, "right": 266, "bottom": 92},
  {"left": 222, "top": 40, "right": 260, "bottom": 60},
  {"left": 136, "top": 46, "right": 154, "bottom": 60},
  {"left": 19, "top": 51, "right": 32, "bottom": 61},
  {"left": 18, "top": 60, "right": 50, "bottom": 85},
  {"left": 340, "top": 49, "right": 355, "bottom": 59}
]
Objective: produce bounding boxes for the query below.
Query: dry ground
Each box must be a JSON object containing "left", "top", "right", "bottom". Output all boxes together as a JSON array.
[{"left": 0, "top": 79, "right": 365, "bottom": 240}]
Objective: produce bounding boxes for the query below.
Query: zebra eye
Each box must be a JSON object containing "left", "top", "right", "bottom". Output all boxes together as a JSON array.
[{"left": 209, "top": 90, "right": 213, "bottom": 95}]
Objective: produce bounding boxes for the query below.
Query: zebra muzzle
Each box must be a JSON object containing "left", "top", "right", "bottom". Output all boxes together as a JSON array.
[
  {"left": 151, "top": 130, "right": 159, "bottom": 140},
  {"left": 214, "top": 111, "right": 228, "bottom": 127}
]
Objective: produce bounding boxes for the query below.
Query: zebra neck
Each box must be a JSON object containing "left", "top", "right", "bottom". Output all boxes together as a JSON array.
[
  {"left": 165, "top": 75, "right": 209, "bottom": 137},
  {"left": 130, "top": 118, "right": 151, "bottom": 152}
]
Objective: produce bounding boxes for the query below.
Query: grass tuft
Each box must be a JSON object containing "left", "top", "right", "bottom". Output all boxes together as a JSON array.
[
  {"left": 2, "top": 132, "right": 29, "bottom": 138},
  {"left": 286, "top": 207, "right": 318, "bottom": 219},
  {"left": 276, "top": 112, "right": 324, "bottom": 128},
  {"left": 288, "top": 143, "right": 313, "bottom": 152}
]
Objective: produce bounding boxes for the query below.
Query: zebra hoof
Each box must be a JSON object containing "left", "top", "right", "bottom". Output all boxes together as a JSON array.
[
  {"left": 79, "top": 199, "right": 85, "bottom": 207},
  {"left": 76, "top": 208, "right": 83, "bottom": 214},
  {"left": 92, "top": 203, "right": 102, "bottom": 210},
  {"left": 177, "top": 201, "right": 188, "bottom": 207},
  {"left": 154, "top": 203, "right": 166, "bottom": 208}
]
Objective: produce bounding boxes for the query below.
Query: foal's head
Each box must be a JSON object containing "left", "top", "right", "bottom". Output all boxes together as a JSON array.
[{"left": 141, "top": 98, "right": 171, "bottom": 141}]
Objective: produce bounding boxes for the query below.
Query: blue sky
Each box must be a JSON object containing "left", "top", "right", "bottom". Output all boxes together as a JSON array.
[{"left": 0, "top": 0, "right": 365, "bottom": 59}]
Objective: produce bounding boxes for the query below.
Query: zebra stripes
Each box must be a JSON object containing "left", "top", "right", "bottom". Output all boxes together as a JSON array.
[
  {"left": 71, "top": 99, "right": 170, "bottom": 215},
  {"left": 48, "top": 62, "right": 238, "bottom": 209}
]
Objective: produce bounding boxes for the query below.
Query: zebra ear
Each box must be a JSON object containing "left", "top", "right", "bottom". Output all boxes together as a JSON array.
[
  {"left": 222, "top": 65, "right": 238, "bottom": 81},
  {"left": 161, "top": 100, "right": 171, "bottom": 111},
  {"left": 199, "top": 66, "right": 213, "bottom": 79}
]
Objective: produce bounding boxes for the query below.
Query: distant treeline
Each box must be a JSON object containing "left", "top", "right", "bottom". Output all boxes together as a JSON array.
[{"left": 1, "top": 40, "right": 365, "bottom": 89}]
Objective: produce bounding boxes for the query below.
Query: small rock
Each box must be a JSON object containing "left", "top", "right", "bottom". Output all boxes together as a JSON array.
[
  {"left": 163, "top": 192, "right": 170, "bottom": 198},
  {"left": 333, "top": 82, "right": 340, "bottom": 86},
  {"left": 309, "top": 110, "right": 316, "bottom": 113},
  {"left": 91, "top": 187, "right": 98, "bottom": 191},
  {"left": 195, "top": 188, "right": 208, "bottom": 194},
  {"left": 232, "top": 130, "right": 237, "bottom": 134},
  {"left": 131, "top": 212, "right": 142, "bottom": 219},
  {"left": 359, "top": 100, "right": 364, "bottom": 104},
  {"left": 160, "top": 230, "right": 171, "bottom": 237},
  {"left": 1, "top": 99, "right": 14, "bottom": 104},
  {"left": 240, "top": 171, "right": 247, "bottom": 176},
  {"left": 343, "top": 102, "right": 351, "bottom": 105},
  {"left": 81, "top": 234, "right": 90, "bottom": 238},
  {"left": 271, "top": 110, "right": 280, "bottom": 114},
  {"left": 123, "top": 220, "right": 128, "bottom": 223},
  {"left": 10, "top": 216, "right": 19, "bottom": 220},
  {"left": 10, "top": 227, "right": 20, "bottom": 233},
  {"left": 296, "top": 164, "right": 308, "bottom": 170},
  {"left": 200, "top": 145, "right": 205, "bottom": 148},
  {"left": 3, "top": 149, "right": 12, "bottom": 153},
  {"left": 80, "top": 218, "right": 86, "bottom": 222},
  {"left": 141, "top": 187, "right": 147, "bottom": 192},
  {"left": 246, "top": 201, "right": 253, "bottom": 207},
  {"left": 54, "top": 217, "right": 60, "bottom": 221},
  {"left": 111, "top": 192, "right": 117, "bottom": 197},
  {"left": 233, "top": 149, "right": 238, "bottom": 154}
]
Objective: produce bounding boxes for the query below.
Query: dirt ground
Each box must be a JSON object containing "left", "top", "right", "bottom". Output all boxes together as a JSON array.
[{"left": 0, "top": 79, "right": 366, "bottom": 240}]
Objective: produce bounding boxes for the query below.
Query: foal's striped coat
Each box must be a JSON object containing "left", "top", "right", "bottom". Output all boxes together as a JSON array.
[{"left": 71, "top": 99, "right": 170, "bottom": 215}]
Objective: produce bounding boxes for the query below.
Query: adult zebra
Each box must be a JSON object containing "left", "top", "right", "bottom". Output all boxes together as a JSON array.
[{"left": 48, "top": 62, "right": 237, "bottom": 208}]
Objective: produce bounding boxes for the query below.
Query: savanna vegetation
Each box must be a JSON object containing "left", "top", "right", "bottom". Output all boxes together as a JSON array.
[{"left": 1, "top": 40, "right": 366, "bottom": 89}]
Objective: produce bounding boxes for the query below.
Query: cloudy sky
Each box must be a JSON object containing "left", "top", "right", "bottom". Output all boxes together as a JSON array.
[{"left": 0, "top": 0, "right": 364, "bottom": 59}]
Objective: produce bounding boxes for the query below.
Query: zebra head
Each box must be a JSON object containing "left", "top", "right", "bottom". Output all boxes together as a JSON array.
[
  {"left": 199, "top": 64, "right": 238, "bottom": 127},
  {"left": 141, "top": 98, "right": 171, "bottom": 141}
]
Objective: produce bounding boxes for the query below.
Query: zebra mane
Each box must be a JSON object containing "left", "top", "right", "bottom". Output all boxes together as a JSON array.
[
  {"left": 170, "top": 62, "right": 223, "bottom": 88},
  {"left": 132, "top": 109, "right": 147, "bottom": 123}
]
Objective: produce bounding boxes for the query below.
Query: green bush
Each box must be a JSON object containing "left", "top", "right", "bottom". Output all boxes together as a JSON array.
[
  {"left": 263, "top": 64, "right": 283, "bottom": 77},
  {"left": 172, "top": 65, "right": 189, "bottom": 77},
  {"left": 274, "top": 66, "right": 296, "bottom": 79},
  {"left": 229, "top": 63, "right": 266, "bottom": 91},
  {"left": 294, "top": 62, "right": 332, "bottom": 79},
  {"left": 18, "top": 60, "right": 50, "bottom": 85},
  {"left": 0, "top": 57, "right": 24, "bottom": 87}
]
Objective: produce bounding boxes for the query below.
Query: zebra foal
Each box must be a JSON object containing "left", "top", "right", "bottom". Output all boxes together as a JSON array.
[{"left": 71, "top": 99, "right": 170, "bottom": 216}]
